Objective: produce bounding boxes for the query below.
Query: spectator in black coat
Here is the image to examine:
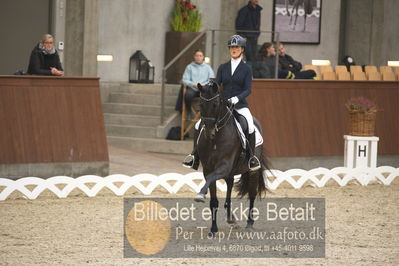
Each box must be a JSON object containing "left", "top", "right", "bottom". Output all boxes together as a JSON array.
[
  {"left": 278, "top": 43, "right": 302, "bottom": 73},
  {"left": 235, "top": 0, "right": 262, "bottom": 64},
  {"left": 253, "top": 42, "right": 316, "bottom": 80},
  {"left": 253, "top": 42, "right": 290, "bottom": 79},
  {"left": 27, "top": 34, "right": 64, "bottom": 76}
]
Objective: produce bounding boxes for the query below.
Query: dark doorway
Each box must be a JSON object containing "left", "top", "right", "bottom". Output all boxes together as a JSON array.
[{"left": 0, "top": 0, "right": 51, "bottom": 75}]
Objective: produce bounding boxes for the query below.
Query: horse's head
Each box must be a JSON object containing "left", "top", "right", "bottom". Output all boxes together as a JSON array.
[{"left": 198, "top": 80, "right": 227, "bottom": 140}]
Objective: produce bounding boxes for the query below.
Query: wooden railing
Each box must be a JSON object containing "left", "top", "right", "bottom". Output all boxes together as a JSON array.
[
  {"left": 0, "top": 76, "right": 109, "bottom": 164},
  {"left": 250, "top": 79, "right": 399, "bottom": 157}
]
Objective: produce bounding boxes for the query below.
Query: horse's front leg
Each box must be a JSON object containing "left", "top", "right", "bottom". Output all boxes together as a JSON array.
[
  {"left": 224, "top": 176, "right": 236, "bottom": 224},
  {"left": 209, "top": 182, "right": 218, "bottom": 237},
  {"left": 195, "top": 163, "right": 232, "bottom": 202}
]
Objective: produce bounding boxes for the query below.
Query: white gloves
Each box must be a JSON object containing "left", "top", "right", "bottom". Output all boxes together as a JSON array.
[{"left": 229, "top": 96, "right": 239, "bottom": 105}]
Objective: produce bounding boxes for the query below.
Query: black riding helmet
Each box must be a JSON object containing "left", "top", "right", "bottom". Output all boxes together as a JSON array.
[{"left": 227, "top": 35, "right": 246, "bottom": 48}]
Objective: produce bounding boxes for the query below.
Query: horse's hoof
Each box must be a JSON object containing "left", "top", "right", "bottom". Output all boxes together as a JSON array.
[
  {"left": 194, "top": 193, "right": 206, "bottom": 203},
  {"left": 246, "top": 223, "right": 254, "bottom": 229},
  {"left": 208, "top": 232, "right": 217, "bottom": 238},
  {"left": 227, "top": 218, "right": 236, "bottom": 224}
]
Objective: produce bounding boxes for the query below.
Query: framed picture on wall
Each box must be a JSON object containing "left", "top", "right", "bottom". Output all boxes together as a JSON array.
[{"left": 272, "top": 0, "right": 322, "bottom": 44}]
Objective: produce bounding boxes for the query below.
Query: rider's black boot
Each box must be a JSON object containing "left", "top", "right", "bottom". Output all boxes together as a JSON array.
[
  {"left": 248, "top": 132, "right": 261, "bottom": 171},
  {"left": 182, "top": 128, "right": 200, "bottom": 170}
]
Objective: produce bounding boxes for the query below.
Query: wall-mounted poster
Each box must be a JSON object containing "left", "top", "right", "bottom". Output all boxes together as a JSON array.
[{"left": 273, "top": 0, "right": 322, "bottom": 44}]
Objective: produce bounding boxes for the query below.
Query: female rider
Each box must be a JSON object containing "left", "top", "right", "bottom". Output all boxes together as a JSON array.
[{"left": 183, "top": 35, "right": 260, "bottom": 171}]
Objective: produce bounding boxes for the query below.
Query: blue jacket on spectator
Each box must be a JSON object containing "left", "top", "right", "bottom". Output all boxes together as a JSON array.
[{"left": 182, "top": 62, "right": 214, "bottom": 91}]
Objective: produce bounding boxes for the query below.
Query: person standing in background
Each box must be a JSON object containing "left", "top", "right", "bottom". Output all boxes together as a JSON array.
[
  {"left": 235, "top": 0, "right": 262, "bottom": 65},
  {"left": 27, "top": 34, "right": 64, "bottom": 76}
]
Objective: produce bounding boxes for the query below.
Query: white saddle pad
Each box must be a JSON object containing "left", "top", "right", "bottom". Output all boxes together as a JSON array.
[
  {"left": 234, "top": 118, "right": 263, "bottom": 149},
  {"left": 197, "top": 120, "right": 264, "bottom": 149}
]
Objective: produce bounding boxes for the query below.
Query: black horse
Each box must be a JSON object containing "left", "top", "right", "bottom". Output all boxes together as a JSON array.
[{"left": 194, "top": 81, "right": 271, "bottom": 236}]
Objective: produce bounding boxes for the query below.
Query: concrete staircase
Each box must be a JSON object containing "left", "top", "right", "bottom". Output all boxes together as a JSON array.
[{"left": 103, "top": 83, "right": 192, "bottom": 154}]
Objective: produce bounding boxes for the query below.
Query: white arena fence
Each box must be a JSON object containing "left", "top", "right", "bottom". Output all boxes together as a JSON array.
[{"left": 0, "top": 166, "right": 398, "bottom": 200}]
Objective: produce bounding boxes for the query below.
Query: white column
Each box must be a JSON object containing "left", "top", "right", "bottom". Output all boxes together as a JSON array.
[
  {"left": 344, "top": 135, "right": 379, "bottom": 168},
  {"left": 52, "top": 0, "right": 66, "bottom": 64}
]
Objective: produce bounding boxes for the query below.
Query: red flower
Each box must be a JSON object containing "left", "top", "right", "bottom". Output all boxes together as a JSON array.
[{"left": 345, "top": 97, "right": 378, "bottom": 113}]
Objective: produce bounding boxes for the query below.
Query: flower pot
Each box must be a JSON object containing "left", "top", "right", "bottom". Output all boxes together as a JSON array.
[
  {"left": 164, "top": 31, "right": 205, "bottom": 84},
  {"left": 348, "top": 111, "right": 376, "bottom": 136}
]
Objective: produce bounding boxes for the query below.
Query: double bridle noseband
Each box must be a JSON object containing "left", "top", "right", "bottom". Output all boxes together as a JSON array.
[{"left": 200, "top": 93, "right": 233, "bottom": 132}]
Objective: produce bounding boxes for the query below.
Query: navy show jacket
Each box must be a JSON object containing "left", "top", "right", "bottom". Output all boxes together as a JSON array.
[{"left": 216, "top": 60, "right": 252, "bottom": 109}]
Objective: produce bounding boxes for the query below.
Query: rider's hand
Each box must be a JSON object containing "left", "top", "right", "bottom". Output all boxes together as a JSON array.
[{"left": 228, "top": 97, "right": 239, "bottom": 106}]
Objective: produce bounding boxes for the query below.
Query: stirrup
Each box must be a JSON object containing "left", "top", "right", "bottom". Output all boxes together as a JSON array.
[
  {"left": 182, "top": 154, "right": 195, "bottom": 168},
  {"left": 248, "top": 156, "right": 261, "bottom": 171}
]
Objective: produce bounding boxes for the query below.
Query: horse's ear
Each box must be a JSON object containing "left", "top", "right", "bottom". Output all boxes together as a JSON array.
[
  {"left": 218, "top": 83, "right": 224, "bottom": 93},
  {"left": 212, "top": 81, "right": 219, "bottom": 94},
  {"left": 197, "top": 83, "right": 204, "bottom": 93}
]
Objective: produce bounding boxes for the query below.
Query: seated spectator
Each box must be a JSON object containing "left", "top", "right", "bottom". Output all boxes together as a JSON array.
[
  {"left": 253, "top": 42, "right": 289, "bottom": 78},
  {"left": 278, "top": 43, "right": 302, "bottom": 73},
  {"left": 175, "top": 49, "right": 215, "bottom": 114},
  {"left": 27, "top": 34, "right": 64, "bottom": 76},
  {"left": 253, "top": 42, "right": 316, "bottom": 79}
]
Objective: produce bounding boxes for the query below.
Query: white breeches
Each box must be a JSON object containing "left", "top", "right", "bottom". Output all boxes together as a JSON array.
[
  {"left": 194, "top": 107, "right": 255, "bottom": 134},
  {"left": 195, "top": 119, "right": 201, "bottom": 130},
  {"left": 235, "top": 107, "right": 255, "bottom": 133}
]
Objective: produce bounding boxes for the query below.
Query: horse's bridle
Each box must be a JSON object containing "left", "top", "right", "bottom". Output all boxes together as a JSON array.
[{"left": 200, "top": 93, "right": 233, "bottom": 132}]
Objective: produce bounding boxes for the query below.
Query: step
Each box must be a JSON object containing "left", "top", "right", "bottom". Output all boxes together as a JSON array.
[
  {"left": 104, "top": 113, "right": 160, "bottom": 127},
  {"left": 109, "top": 93, "right": 177, "bottom": 106},
  {"left": 103, "top": 103, "right": 175, "bottom": 116},
  {"left": 107, "top": 136, "right": 192, "bottom": 155},
  {"left": 118, "top": 84, "right": 181, "bottom": 96},
  {"left": 106, "top": 124, "right": 157, "bottom": 138}
]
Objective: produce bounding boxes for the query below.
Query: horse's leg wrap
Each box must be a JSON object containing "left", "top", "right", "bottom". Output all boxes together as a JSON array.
[{"left": 248, "top": 132, "right": 261, "bottom": 171}]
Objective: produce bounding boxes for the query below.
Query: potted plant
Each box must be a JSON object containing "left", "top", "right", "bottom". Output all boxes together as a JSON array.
[
  {"left": 165, "top": 0, "right": 205, "bottom": 83},
  {"left": 345, "top": 96, "right": 378, "bottom": 136},
  {"left": 170, "top": 0, "right": 201, "bottom": 32}
]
